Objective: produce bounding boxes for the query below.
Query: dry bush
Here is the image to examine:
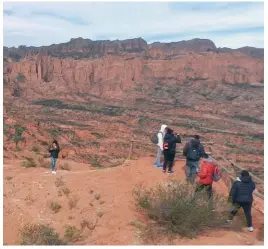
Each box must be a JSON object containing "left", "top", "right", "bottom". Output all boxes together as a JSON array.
[
  {"left": 50, "top": 201, "right": 61, "bottom": 213},
  {"left": 20, "top": 224, "right": 66, "bottom": 245},
  {"left": 133, "top": 180, "right": 229, "bottom": 239},
  {"left": 94, "top": 193, "right": 101, "bottom": 200},
  {"left": 97, "top": 209, "right": 104, "bottom": 218},
  {"left": 80, "top": 218, "right": 97, "bottom": 231},
  {"left": 38, "top": 157, "right": 51, "bottom": 168},
  {"left": 22, "top": 157, "right": 36, "bottom": 168},
  {"left": 64, "top": 225, "right": 81, "bottom": 242},
  {"left": 55, "top": 177, "right": 64, "bottom": 187},
  {"left": 68, "top": 195, "right": 79, "bottom": 210},
  {"left": 58, "top": 187, "right": 71, "bottom": 197},
  {"left": 60, "top": 163, "right": 71, "bottom": 171}
]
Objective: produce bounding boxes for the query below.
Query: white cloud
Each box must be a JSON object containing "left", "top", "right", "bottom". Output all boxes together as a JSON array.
[{"left": 3, "top": 1, "right": 264, "bottom": 48}]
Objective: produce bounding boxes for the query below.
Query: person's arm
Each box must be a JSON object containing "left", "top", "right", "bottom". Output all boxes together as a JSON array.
[
  {"left": 183, "top": 143, "right": 189, "bottom": 156},
  {"left": 157, "top": 132, "right": 164, "bottom": 151},
  {"left": 199, "top": 144, "right": 205, "bottom": 157},
  {"left": 229, "top": 182, "right": 238, "bottom": 203},
  {"left": 176, "top": 134, "right": 181, "bottom": 143},
  {"left": 48, "top": 146, "right": 54, "bottom": 152}
]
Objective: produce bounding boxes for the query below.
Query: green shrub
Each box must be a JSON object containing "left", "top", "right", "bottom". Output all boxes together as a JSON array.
[
  {"left": 133, "top": 180, "right": 228, "bottom": 239},
  {"left": 20, "top": 224, "right": 66, "bottom": 245},
  {"left": 97, "top": 209, "right": 104, "bottom": 218},
  {"left": 16, "top": 73, "right": 25, "bottom": 82}
]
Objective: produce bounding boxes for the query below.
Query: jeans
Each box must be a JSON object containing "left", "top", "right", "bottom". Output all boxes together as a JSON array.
[
  {"left": 51, "top": 157, "right": 57, "bottom": 171},
  {"left": 185, "top": 160, "right": 199, "bottom": 184},
  {"left": 229, "top": 202, "right": 253, "bottom": 227},
  {"left": 163, "top": 151, "right": 175, "bottom": 172},
  {"left": 154, "top": 146, "right": 162, "bottom": 166}
]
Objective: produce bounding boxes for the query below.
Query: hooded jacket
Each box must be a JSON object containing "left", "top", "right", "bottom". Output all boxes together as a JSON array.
[
  {"left": 183, "top": 138, "right": 205, "bottom": 161},
  {"left": 163, "top": 132, "right": 181, "bottom": 154},
  {"left": 230, "top": 175, "right": 256, "bottom": 203},
  {"left": 198, "top": 156, "right": 216, "bottom": 185},
  {"left": 157, "top": 124, "right": 167, "bottom": 150}
]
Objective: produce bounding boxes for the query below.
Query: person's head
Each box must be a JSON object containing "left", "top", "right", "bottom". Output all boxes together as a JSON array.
[
  {"left": 52, "top": 140, "right": 59, "bottom": 148},
  {"left": 241, "top": 170, "right": 250, "bottom": 177},
  {"left": 166, "top": 127, "right": 173, "bottom": 134},
  {"left": 194, "top": 135, "right": 200, "bottom": 140},
  {"left": 160, "top": 124, "right": 167, "bottom": 133},
  {"left": 203, "top": 153, "right": 209, "bottom": 159}
]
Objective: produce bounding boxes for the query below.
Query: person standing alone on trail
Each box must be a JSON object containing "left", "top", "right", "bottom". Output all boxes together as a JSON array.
[
  {"left": 228, "top": 170, "right": 255, "bottom": 232},
  {"left": 183, "top": 135, "right": 205, "bottom": 184},
  {"left": 195, "top": 153, "right": 220, "bottom": 200},
  {"left": 153, "top": 124, "right": 167, "bottom": 168},
  {"left": 162, "top": 128, "right": 181, "bottom": 174},
  {"left": 49, "top": 140, "right": 60, "bottom": 175}
]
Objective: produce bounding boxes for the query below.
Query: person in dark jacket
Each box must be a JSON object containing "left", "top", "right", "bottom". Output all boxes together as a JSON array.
[
  {"left": 228, "top": 170, "right": 256, "bottom": 232},
  {"left": 183, "top": 135, "right": 205, "bottom": 184},
  {"left": 162, "top": 128, "right": 181, "bottom": 174},
  {"left": 48, "top": 140, "right": 60, "bottom": 175}
]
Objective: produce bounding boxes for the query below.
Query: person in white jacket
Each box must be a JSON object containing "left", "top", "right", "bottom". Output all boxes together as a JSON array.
[{"left": 153, "top": 124, "right": 167, "bottom": 168}]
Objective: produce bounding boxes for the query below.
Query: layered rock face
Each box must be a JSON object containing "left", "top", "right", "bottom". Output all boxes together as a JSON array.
[{"left": 3, "top": 51, "right": 264, "bottom": 100}]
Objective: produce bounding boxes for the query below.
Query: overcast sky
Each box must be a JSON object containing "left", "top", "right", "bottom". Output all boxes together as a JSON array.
[{"left": 3, "top": 1, "right": 264, "bottom": 48}]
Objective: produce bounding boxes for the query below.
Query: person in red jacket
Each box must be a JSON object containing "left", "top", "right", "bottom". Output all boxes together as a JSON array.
[{"left": 195, "top": 153, "right": 216, "bottom": 199}]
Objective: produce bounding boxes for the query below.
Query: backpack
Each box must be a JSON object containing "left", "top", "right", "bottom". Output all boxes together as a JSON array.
[
  {"left": 152, "top": 131, "right": 163, "bottom": 144},
  {"left": 186, "top": 145, "right": 200, "bottom": 161},
  {"left": 212, "top": 165, "right": 221, "bottom": 182}
]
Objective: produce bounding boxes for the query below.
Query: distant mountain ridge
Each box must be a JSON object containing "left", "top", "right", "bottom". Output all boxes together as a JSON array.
[{"left": 3, "top": 37, "right": 264, "bottom": 60}]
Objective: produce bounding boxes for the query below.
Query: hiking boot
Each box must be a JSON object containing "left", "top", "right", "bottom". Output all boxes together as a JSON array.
[
  {"left": 248, "top": 227, "right": 254, "bottom": 232},
  {"left": 52, "top": 171, "right": 56, "bottom": 175},
  {"left": 168, "top": 171, "right": 174, "bottom": 175},
  {"left": 162, "top": 170, "right": 166, "bottom": 173}
]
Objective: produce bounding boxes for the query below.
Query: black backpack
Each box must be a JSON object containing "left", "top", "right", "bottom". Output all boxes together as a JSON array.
[
  {"left": 187, "top": 145, "right": 200, "bottom": 161},
  {"left": 152, "top": 131, "right": 163, "bottom": 144}
]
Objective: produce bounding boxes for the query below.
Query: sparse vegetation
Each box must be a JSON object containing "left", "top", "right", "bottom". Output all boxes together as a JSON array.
[
  {"left": 64, "top": 226, "right": 81, "bottom": 242},
  {"left": 233, "top": 115, "right": 263, "bottom": 124},
  {"left": 32, "top": 146, "right": 40, "bottom": 153},
  {"left": 12, "top": 124, "right": 26, "bottom": 145},
  {"left": 59, "top": 163, "right": 71, "bottom": 171},
  {"left": 16, "top": 73, "right": 25, "bottom": 82},
  {"left": 80, "top": 219, "right": 97, "bottom": 231},
  {"left": 92, "top": 132, "right": 105, "bottom": 139},
  {"left": 38, "top": 157, "right": 51, "bottom": 168},
  {"left": 13, "top": 146, "right": 21, "bottom": 152},
  {"left": 50, "top": 201, "right": 61, "bottom": 213},
  {"left": 58, "top": 187, "right": 70, "bottom": 197},
  {"left": 133, "top": 180, "right": 228, "bottom": 239},
  {"left": 20, "top": 224, "right": 66, "bottom": 245},
  {"left": 55, "top": 177, "right": 64, "bottom": 187},
  {"left": 22, "top": 157, "right": 36, "bottom": 168},
  {"left": 94, "top": 193, "right": 101, "bottom": 200},
  {"left": 88, "top": 156, "right": 103, "bottom": 168},
  {"left": 68, "top": 195, "right": 79, "bottom": 210},
  {"left": 97, "top": 209, "right": 104, "bottom": 218},
  {"left": 5, "top": 176, "right": 13, "bottom": 181}
]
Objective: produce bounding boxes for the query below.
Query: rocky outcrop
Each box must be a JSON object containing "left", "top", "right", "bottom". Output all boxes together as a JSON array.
[{"left": 3, "top": 37, "right": 264, "bottom": 61}]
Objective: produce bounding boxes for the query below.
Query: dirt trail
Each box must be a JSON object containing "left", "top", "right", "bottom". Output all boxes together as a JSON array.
[{"left": 3, "top": 157, "right": 264, "bottom": 245}]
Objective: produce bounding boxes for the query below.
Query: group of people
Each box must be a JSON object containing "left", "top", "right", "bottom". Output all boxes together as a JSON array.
[{"left": 153, "top": 124, "right": 256, "bottom": 232}]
